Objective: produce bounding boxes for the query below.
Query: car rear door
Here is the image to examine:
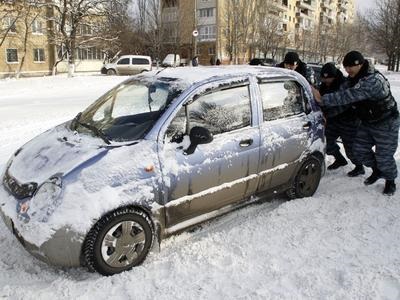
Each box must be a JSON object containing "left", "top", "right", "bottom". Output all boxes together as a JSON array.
[
  {"left": 256, "top": 77, "right": 312, "bottom": 192},
  {"left": 159, "top": 78, "right": 261, "bottom": 229}
]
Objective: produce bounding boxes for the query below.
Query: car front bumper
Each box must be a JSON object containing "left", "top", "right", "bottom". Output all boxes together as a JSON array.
[{"left": 0, "top": 185, "right": 84, "bottom": 268}]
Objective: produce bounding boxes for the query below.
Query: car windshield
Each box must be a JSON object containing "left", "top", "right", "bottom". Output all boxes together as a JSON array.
[{"left": 72, "top": 78, "right": 182, "bottom": 142}]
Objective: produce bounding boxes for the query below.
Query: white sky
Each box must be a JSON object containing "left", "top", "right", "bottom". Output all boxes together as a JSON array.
[{"left": 355, "top": 0, "right": 377, "bottom": 12}]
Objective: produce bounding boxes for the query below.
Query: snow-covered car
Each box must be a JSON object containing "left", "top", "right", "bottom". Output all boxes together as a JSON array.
[
  {"left": 101, "top": 55, "right": 152, "bottom": 75},
  {"left": 0, "top": 66, "right": 325, "bottom": 276}
]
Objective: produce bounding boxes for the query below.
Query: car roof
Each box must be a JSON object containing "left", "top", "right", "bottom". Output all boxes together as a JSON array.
[
  {"left": 120, "top": 55, "right": 151, "bottom": 59},
  {"left": 138, "top": 65, "right": 302, "bottom": 87}
]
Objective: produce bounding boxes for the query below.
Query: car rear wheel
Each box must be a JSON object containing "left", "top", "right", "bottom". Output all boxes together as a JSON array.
[
  {"left": 287, "top": 156, "right": 322, "bottom": 199},
  {"left": 106, "top": 69, "right": 116, "bottom": 75},
  {"left": 83, "top": 207, "right": 154, "bottom": 276}
]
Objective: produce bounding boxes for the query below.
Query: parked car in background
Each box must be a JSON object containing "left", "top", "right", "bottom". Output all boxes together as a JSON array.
[
  {"left": 0, "top": 66, "right": 325, "bottom": 276},
  {"left": 249, "top": 57, "right": 276, "bottom": 66},
  {"left": 162, "top": 54, "right": 181, "bottom": 67},
  {"left": 101, "top": 55, "right": 152, "bottom": 75}
]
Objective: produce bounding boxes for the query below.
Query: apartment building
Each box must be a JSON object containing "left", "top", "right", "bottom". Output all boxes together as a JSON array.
[
  {"left": 0, "top": 0, "right": 105, "bottom": 78},
  {"left": 0, "top": 0, "right": 54, "bottom": 77},
  {"left": 161, "top": 0, "right": 355, "bottom": 64}
]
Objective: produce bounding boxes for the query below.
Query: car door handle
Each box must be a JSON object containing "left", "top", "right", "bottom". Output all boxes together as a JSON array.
[
  {"left": 303, "top": 121, "right": 312, "bottom": 130},
  {"left": 239, "top": 139, "right": 253, "bottom": 147}
]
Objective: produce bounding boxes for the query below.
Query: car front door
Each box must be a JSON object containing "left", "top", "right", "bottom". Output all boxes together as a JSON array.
[
  {"left": 160, "top": 79, "right": 261, "bottom": 229},
  {"left": 115, "top": 57, "right": 131, "bottom": 75},
  {"left": 256, "top": 78, "right": 312, "bottom": 192}
]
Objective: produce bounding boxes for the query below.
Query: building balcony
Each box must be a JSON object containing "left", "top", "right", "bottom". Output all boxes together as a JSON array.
[
  {"left": 296, "top": 0, "right": 316, "bottom": 11},
  {"left": 338, "top": 4, "right": 348, "bottom": 12},
  {"left": 320, "top": 0, "right": 335, "bottom": 9},
  {"left": 271, "top": 0, "right": 289, "bottom": 12},
  {"left": 162, "top": 7, "right": 178, "bottom": 22},
  {"left": 296, "top": 11, "right": 314, "bottom": 20},
  {"left": 320, "top": 14, "right": 335, "bottom": 25},
  {"left": 295, "top": 23, "right": 313, "bottom": 31}
]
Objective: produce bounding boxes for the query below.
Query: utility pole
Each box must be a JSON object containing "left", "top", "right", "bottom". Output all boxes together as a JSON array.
[{"left": 193, "top": 0, "right": 197, "bottom": 59}]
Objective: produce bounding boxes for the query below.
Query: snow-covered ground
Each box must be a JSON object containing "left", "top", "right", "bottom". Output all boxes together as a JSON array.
[{"left": 0, "top": 69, "right": 399, "bottom": 299}]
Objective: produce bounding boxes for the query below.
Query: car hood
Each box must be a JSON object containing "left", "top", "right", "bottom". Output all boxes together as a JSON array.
[
  {"left": 104, "top": 63, "right": 116, "bottom": 69},
  {"left": 7, "top": 122, "right": 108, "bottom": 185}
]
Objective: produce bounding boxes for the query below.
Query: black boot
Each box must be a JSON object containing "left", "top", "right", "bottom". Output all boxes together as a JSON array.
[
  {"left": 383, "top": 180, "right": 396, "bottom": 195},
  {"left": 364, "top": 167, "right": 382, "bottom": 185},
  {"left": 327, "top": 151, "right": 348, "bottom": 170},
  {"left": 347, "top": 165, "right": 365, "bottom": 177}
]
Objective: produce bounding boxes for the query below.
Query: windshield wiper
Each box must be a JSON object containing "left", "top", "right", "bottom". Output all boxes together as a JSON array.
[{"left": 73, "top": 113, "right": 111, "bottom": 145}]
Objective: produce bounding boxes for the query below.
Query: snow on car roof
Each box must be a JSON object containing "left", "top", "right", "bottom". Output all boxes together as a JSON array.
[{"left": 140, "top": 65, "right": 298, "bottom": 87}]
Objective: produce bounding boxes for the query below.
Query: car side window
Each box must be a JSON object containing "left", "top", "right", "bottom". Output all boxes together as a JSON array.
[
  {"left": 259, "top": 80, "right": 304, "bottom": 121},
  {"left": 132, "top": 58, "right": 150, "bottom": 65},
  {"left": 165, "top": 85, "right": 251, "bottom": 143},
  {"left": 188, "top": 85, "right": 251, "bottom": 135},
  {"left": 117, "top": 58, "right": 130, "bottom": 65}
]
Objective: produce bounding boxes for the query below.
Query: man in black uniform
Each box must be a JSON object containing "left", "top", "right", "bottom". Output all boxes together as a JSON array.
[
  {"left": 277, "top": 52, "right": 314, "bottom": 85},
  {"left": 318, "top": 63, "right": 365, "bottom": 176},
  {"left": 313, "top": 51, "right": 399, "bottom": 195}
]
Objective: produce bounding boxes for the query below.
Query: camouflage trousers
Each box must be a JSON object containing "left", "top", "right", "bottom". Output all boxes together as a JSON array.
[
  {"left": 353, "top": 114, "right": 400, "bottom": 180},
  {"left": 325, "top": 118, "right": 362, "bottom": 165}
]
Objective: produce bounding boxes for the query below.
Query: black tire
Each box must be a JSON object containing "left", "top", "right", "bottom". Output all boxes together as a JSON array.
[
  {"left": 83, "top": 207, "right": 154, "bottom": 276},
  {"left": 107, "top": 69, "right": 116, "bottom": 75},
  {"left": 287, "top": 156, "right": 322, "bottom": 199}
]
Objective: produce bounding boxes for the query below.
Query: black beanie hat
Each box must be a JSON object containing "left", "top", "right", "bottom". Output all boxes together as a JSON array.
[
  {"left": 343, "top": 51, "right": 364, "bottom": 67},
  {"left": 284, "top": 52, "right": 299, "bottom": 65},
  {"left": 320, "top": 63, "right": 338, "bottom": 78}
]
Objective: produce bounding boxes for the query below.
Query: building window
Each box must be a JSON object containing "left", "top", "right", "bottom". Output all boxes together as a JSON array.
[
  {"left": 199, "top": 25, "right": 216, "bottom": 41},
  {"left": 199, "top": 8, "right": 214, "bottom": 18},
  {"left": 208, "top": 46, "right": 215, "bottom": 55},
  {"left": 78, "top": 24, "right": 92, "bottom": 36},
  {"left": 3, "top": 16, "right": 17, "bottom": 33},
  {"left": 75, "top": 47, "right": 103, "bottom": 60},
  {"left": 33, "top": 48, "right": 45, "bottom": 62},
  {"left": 6, "top": 49, "right": 18, "bottom": 63},
  {"left": 32, "top": 19, "right": 43, "bottom": 34}
]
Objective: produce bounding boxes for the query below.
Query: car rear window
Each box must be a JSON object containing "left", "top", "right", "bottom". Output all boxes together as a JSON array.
[
  {"left": 258, "top": 80, "right": 304, "bottom": 121},
  {"left": 132, "top": 58, "right": 150, "bottom": 65}
]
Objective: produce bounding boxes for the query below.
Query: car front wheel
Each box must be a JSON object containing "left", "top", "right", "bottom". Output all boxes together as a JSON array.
[
  {"left": 83, "top": 207, "right": 154, "bottom": 276},
  {"left": 287, "top": 156, "right": 322, "bottom": 199},
  {"left": 106, "top": 69, "right": 116, "bottom": 75}
]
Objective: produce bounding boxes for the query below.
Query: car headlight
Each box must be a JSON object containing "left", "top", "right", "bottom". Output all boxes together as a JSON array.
[{"left": 18, "top": 176, "right": 63, "bottom": 223}]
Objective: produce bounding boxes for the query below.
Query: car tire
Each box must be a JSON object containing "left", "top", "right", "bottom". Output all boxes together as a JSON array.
[
  {"left": 287, "top": 156, "right": 322, "bottom": 199},
  {"left": 83, "top": 207, "right": 154, "bottom": 276},
  {"left": 106, "top": 69, "right": 116, "bottom": 75}
]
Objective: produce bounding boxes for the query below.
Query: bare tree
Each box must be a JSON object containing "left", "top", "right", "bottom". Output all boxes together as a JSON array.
[
  {"left": 254, "top": 1, "right": 286, "bottom": 61},
  {"left": 0, "top": 1, "right": 24, "bottom": 48},
  {"left": 367, "top": 0, "right": 400, "bottom": 71},
  {"left": 47, "top": 0, "right": 118, "bottom": 76},
  {"left": 15, "top": 0, "right": 43, "bottom": 78},
  {"left": 222, "top": 0, "right": 257, "bottom": 64}
]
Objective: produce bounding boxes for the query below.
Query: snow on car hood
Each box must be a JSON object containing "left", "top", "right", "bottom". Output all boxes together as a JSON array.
[
  {"left": 1, "top": 132, "right": 161, "bottom": 246},
  {"left": 7, "top": 122, "right": 107, "bottom": 185}
]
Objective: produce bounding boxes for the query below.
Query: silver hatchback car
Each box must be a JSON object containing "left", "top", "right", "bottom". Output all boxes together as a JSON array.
[{"left": 0, "top": 66, "right": 325, "bottom": 275}]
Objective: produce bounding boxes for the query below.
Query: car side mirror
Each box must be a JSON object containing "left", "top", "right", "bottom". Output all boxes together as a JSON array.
[{"left": 184, "top": 126, "right": 213, "bottom": 155}]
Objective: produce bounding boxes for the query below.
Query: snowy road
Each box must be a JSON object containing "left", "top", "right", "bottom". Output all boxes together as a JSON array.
[{"left": 0, "top": 71, "right": 400, "bottom": 299}]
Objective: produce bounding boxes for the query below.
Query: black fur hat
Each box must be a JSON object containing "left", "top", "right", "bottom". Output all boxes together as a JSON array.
[
  {"left": 284, "top": 52, "right": 299, "bottom": 65},
  {"left": 343, "top": 51, "right": 365, "bottom": 67},
  {"left": 320, "top": 63, "right": 338, "bottom": 78}
]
